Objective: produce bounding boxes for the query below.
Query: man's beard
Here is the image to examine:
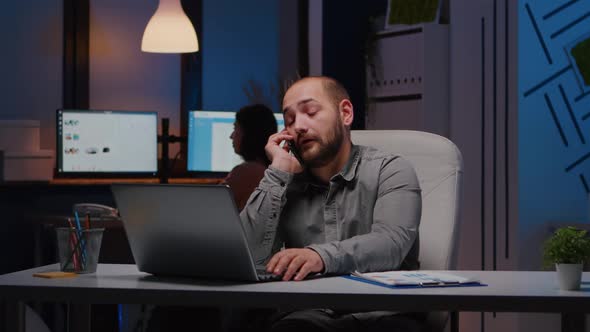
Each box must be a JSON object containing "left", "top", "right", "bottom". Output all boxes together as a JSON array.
[{"left": 303, "top": 117, "right": 345, "bottom": 168}]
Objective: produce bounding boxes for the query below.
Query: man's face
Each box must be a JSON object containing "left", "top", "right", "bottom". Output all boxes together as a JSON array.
[{"left": 282, "top": 79, "right": 346, "bottom": 168}]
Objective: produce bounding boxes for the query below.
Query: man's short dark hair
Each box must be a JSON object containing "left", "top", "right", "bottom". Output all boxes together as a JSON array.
[
  {"left": 284, "top": 76, "right": 350, "bottom": 109},
  {"left": 319, "top": 77, "right": 350, "bottom": 108},
  {"left": 236, "top": 104, "right": 278, "bottom": 165}
]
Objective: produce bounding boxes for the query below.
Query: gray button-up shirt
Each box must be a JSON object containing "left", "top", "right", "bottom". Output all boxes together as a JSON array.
[{"left": 240, "top": 144, "right": 421, "bottom": 275}]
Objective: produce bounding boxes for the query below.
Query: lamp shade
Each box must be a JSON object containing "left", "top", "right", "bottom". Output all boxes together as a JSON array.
[{"left": 141, "top": 0, "right": 199, "bottom": 53}]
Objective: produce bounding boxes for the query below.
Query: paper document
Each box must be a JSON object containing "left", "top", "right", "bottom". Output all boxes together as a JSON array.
[{"left": 350, "top": 270, "right": 481, "bottom": 287}]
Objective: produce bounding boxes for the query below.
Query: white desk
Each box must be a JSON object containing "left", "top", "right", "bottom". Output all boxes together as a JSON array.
[{"left": 1, "top": 264, "right": 589, "bottom": 331}]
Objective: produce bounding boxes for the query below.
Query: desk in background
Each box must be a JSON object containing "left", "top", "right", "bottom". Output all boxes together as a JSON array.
[
  {"left": 1, "top": 178, "right": 223, "bottom": 273},
  {"left": 48, "top": 177, "right": 223, "bottom": 185}
]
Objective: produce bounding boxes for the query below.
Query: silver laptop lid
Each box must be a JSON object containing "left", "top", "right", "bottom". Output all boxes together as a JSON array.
[{"left": 111, "top": 184, "right": 259, "bottom": 281}]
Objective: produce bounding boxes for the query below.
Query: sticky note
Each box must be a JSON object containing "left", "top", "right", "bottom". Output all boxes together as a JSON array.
[{"left": 33, "top": 271, "right": 78, "bottom": 279}]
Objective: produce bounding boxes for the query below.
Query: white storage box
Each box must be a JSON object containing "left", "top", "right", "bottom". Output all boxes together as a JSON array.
[
  {"left": 0, "top": 119, "right": 55, "bottom": 181},
  {"left": 1, "top": 150, "right": 54, "bottom": 181},
  {"left": 0, "top": 120, "right": 41, "bottom": 152}
]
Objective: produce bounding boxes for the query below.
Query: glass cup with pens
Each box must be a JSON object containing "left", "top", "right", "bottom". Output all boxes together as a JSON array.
[{"left": 56, "top": 211, "right": 104, "bottom": 273}]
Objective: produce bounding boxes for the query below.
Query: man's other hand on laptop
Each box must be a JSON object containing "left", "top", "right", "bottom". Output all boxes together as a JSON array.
[{"left": 266, "top": 248, "right": 324, "bottom": 281}]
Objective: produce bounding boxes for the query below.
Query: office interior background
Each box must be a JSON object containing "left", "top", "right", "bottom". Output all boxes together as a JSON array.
[{"left": 1, "top": 0, "right": 589, "bottom": 331}]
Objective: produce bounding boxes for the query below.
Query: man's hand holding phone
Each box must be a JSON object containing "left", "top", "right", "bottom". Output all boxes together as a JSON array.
[{"left": 266, "top": 130, "right": 304, "bottom": 174}]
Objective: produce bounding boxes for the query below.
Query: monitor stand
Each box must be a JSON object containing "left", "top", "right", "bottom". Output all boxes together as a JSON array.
[{"left": 158, "top": 118, "right": 186, "bottom": 183}]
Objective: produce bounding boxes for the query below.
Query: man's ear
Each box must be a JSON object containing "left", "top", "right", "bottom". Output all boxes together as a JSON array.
[{"left": 339, "top": 99, "right": 354, "bottom": 127}]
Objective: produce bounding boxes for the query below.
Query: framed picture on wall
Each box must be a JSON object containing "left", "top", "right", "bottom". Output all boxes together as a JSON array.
[
  {"left": 565, "top": 32, "right": 590, "bottom": 93},
  {"left": 385, "top": 0, "right": 442, "bottom": 31}
]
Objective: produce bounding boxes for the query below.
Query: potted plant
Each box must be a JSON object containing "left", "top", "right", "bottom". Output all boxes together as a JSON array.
[{"left": 543, "top": 226, "right": 590, "bottom": 290}]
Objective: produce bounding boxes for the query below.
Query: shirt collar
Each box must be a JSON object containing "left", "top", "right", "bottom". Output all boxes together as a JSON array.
[
  {"left": 333, "top": 144, "right": 361, "bottom": 183},
  {"left": 294, "top": 144, "right": 361, "bottom": 189}
]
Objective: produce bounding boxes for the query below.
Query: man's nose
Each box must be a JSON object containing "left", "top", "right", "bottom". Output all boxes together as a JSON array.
[{"left": 293, "top": 117, "right": 308, "bottom": 134}]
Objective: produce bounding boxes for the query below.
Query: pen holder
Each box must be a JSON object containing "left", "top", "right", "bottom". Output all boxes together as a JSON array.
[{"left": 55, "top": 227, "right": 104, "bottom": 273}]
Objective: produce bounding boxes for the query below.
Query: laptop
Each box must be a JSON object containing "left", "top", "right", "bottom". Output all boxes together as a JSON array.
[{"left": 111, "top": 183, "right": 278, "bottom": 282}]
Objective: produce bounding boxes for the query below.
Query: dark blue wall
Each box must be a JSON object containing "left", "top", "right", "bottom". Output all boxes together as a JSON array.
[
  {"left": 518, "top": 0, "right": 590, "bottom": 262},
  {"left": 201, "top": 0, "right": 280, "bottom": 113},
  {"left": 0, "top": 0, "right": 62, "bottom": 150}
]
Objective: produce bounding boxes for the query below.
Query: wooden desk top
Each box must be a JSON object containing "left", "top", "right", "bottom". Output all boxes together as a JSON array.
[{"left": 48, "top": 178, "right": 224, "bottom": 185}]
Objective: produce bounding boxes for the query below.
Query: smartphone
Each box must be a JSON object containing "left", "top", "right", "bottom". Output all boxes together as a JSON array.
[
  {"left": 73, "top": 203, "right": 118, "bottom": 218},
  {"left": 288, "top": 141, "right": 305, "bottom": 166}
]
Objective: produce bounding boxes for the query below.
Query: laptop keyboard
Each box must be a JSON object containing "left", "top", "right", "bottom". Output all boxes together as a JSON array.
[{"left": 255, "top": 268, "right": 282, "bottom": 282}]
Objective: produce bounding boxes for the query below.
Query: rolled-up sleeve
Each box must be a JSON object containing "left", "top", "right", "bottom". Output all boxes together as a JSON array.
[
  {"left": 240, "top": 166, "right": 293, "bottom": 265},
  {"left": 307, "top": 157, "right": 421, "bottom": 274}
]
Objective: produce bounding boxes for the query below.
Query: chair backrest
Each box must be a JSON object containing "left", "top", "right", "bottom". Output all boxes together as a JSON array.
[{"left": 351, "top": 130, "right": 463, "bottom": 331}]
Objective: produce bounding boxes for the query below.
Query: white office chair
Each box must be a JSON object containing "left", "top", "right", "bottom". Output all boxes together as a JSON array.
[{"left": 351, "top": 130, "right": 463, "bottom": 332}]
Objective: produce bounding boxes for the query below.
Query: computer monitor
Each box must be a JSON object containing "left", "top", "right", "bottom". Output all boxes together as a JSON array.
[
  {"left": 56, "top": 109, "right": 158, "bottom": 177},
  {"left": 187, "top": 110, "right": 284, "bottom": 174}
]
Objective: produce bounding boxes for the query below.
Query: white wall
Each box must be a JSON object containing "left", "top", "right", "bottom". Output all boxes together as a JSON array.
[
  {"left": 0, "top": 1, "right": 63, "bottom": 151},
  {"left": 449, "top": 0, "right": 519, "bottom": 330},
  {"left": 89, "top": 0, "right": 182, "bottom": 158},
  {"left": 279, "top": 0, "right": 301, "bottom": 84},
  {"left": 0, "top": 0, "right": 184, "bottom": 160},
  {"left": 308, "top": 0, "right": 323, "bottom": 76}
]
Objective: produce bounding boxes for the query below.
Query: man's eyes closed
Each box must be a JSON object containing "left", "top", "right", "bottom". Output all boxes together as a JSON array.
[{"left": 305, "top": 106, "right": 319, "bottom": 116}]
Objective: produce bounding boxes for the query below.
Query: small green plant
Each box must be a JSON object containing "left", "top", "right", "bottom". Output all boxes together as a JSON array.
[{"left": 543, "top": 226, "right": 590, "bottom": 268}]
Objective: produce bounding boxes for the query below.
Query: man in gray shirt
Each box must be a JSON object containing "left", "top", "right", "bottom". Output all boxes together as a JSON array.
[{"left": 240, "top": 76, "right": 423, "bottom": 332}]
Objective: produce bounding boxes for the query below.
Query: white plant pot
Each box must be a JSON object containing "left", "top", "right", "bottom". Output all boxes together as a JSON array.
[{"left": 555, "top": 263, "right": 583, "bottom": 290}]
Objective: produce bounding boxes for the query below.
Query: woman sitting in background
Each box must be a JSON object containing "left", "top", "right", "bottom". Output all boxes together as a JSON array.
[{"left": 225, "top": 104, "right": 278, "bottom": 211}]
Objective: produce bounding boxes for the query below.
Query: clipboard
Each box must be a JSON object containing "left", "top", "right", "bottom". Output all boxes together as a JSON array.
[{"left": 344, "top": 270, "right": 486, "bottom": 288}]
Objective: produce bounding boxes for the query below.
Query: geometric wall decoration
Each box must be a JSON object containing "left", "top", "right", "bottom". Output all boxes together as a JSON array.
[{"left": 521, "top": 1, "right": 590, "bottom": 196}]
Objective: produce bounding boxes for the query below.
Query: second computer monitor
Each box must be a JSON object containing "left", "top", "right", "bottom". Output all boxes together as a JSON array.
[
  {"left": 56, "top": 109, "right": 158, "bottom": 176},
  {"left": 187, "top": 110, "right": 284, "bottom": 173}
]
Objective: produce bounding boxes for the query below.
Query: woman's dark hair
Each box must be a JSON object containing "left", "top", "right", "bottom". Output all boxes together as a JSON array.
[{"left": 235, "top": 104, "right": 278, "bottom": 165}]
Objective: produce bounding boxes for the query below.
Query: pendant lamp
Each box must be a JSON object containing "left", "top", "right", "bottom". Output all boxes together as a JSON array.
[{"left": 141, "top": 0, "right": 199, "bottom": 53}]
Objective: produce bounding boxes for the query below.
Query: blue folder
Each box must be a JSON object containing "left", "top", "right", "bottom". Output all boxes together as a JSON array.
[{"left": 343, "top": 274, "right": 487, "bottom": 289}]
